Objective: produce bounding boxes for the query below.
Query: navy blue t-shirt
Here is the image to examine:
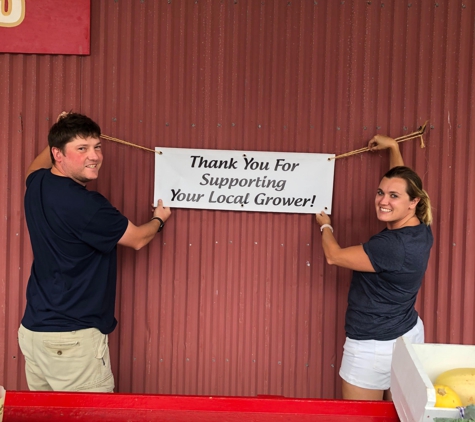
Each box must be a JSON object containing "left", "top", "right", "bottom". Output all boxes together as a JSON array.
[
  {"left": 345, "top": 224, "right": 433, "bottom": 341},
  {"left": 22, "top": 169, "right": 129, "bottom": 334}
]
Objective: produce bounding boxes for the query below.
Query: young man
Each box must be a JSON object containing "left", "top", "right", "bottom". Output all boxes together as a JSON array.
[{"left": 18, "top": 112, "right": 171, "bottom": 392}]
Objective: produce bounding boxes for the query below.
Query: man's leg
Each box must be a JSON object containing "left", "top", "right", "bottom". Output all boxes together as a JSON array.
[{"left": 18, "top": 325, "right": 53, "bottom": 391}]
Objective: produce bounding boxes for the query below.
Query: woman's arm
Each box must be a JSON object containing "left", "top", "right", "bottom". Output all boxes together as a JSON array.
[
  {"left": 316, "top": 211, "right": 375, "bottom": 272},
  {"left": 367, "top": 134, "right": 404, "bottom": 168}
]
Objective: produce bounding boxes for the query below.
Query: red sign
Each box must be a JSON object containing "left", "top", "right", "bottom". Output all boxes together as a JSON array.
[{"left": 0, "top": 0, "right": 90, "bottom": 55}]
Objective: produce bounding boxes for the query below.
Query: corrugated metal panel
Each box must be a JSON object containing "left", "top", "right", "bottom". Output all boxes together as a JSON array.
[{"left": 1, "top": 0, "right": 474, "bottom": 399}]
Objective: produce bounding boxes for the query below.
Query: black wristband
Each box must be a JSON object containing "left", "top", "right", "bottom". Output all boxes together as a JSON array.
[{"left": 151, "top": 217, "right": 165, "bottom": 232}]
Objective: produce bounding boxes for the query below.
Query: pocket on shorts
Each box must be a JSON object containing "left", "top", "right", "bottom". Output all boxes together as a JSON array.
[
  {"left": 373, "top": 340, "right": 394, "bottom": 374},
  {"left": 94, "top": 332, "right": 108, "bottom": 359},
  {"left": 17, "top": 326, "right": 29, "bottom": 358},
  {"left": 402, "top": 318, "right": 425, "bottom": 344},
  {"left": 43, "top": 340, "right": 83, "bottom": 358},
  {"left": 18, "top": 326, "right": 25, "bottom": 343},
  {"left": 343, "top": 337, "right": 360, "bottom": 358},
  {"left": 340, "top": 337, "right": 360, "bottom": 377},
  {"left": 77, "top": 331, "right": 114, "bottom": 392}
]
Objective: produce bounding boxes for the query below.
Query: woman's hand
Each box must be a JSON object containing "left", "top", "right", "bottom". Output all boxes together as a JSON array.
[
  {"left": 316, "top": 210, "right": 331, "bottom": 227},
  {"left": 368, "top": 134, "right": 404, "bottom": 168},
  {"left": 367, "top": 134, "right": 398, "bottom": 151}
]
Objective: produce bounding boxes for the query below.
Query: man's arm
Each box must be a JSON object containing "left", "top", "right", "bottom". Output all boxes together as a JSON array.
[
  {"left": 367, "top": 134, "right": 404, "bottom": 168},
  {"left": 26, "top": 146, "right": 52, "bottom": 178},
  {"left": 118, "top": 199, "right": 171, "bottom": 250}
]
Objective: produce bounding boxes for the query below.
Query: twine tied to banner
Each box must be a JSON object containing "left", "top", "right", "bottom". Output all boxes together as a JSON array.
[
  {"left": 100, "top": 121, "right": 428, "bottom": 159},
  {"left": 329, "top": 121, "right": 428, "bottom": 160},
  {"left": 100, "top": 134, "right": 162, "bottom": 154}
]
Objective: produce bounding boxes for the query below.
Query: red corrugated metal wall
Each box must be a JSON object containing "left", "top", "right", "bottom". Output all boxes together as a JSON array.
[{"left": 1, "top": 0, "right": 474, "bottom": 399}]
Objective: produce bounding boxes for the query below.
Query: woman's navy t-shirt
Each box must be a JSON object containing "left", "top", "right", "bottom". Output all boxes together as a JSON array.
[
  {"left": 345, "top": 224, "right": 433, "bottom": 341},
  {"left": 22, "top": 169, "right": 128, "bottom": 334}
]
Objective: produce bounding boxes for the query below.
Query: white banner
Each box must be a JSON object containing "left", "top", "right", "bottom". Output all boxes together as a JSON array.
[{"left": 154, "top": 147, "right": 335, "bottom": 214}]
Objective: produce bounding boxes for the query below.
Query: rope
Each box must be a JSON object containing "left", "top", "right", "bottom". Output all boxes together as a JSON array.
[
  {"left": 100, "top": 134, "right": 162, "bottom": 154},
  {"left": 330, "top": 121, "right": 428, "bottom": 160},
  {"left": 100, "top": 121, "right": 428, "bottom": 161}
]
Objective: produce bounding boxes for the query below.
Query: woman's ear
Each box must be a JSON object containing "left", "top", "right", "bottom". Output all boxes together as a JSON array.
[{"left": 409, "top": 197, "right": 420, "bottom": 210}]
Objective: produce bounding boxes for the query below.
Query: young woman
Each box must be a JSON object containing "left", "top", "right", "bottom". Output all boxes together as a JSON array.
[{"left": 316, "top": 135, "right": 433, "bottom": 401}]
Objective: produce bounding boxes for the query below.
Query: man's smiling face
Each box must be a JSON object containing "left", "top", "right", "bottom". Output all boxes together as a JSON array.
[{"left": 52, "top": 136, "right": 103, "bottom": 185}]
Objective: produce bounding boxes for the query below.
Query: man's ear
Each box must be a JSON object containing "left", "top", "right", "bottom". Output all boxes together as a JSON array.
[{"left": 51, "top": 147, "right": 63, "bottom": 163}]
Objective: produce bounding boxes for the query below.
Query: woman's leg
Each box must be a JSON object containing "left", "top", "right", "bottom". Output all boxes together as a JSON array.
[
  {"left": 383, "top": 388, "right": 393, "bottom": 401},
  {"left": 342, "top": 379, "right": 384, "bottom": 400}
]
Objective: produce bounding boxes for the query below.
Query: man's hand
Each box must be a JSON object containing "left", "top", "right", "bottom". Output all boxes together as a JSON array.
[
  {"left": 56, "top": 111, "right": 70, "bottom": 122},
  {"left": 118, "top": 200, "right": 172, "bottom": 250},
  {"left": 152, "top": 199, "right": 171, "bottom": 222}
]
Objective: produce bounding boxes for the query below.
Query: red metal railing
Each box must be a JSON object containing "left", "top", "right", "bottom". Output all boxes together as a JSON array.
[{"left": 3, "top": 391, "right": 400, "bottom": 421}]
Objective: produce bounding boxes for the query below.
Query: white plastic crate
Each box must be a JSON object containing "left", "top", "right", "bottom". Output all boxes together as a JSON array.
[
  {"left": 0, "top": 385, "right": 5, "bottom": 422},
  {"left": 391, "top": 336, "right": 475, "bottom": 422}
]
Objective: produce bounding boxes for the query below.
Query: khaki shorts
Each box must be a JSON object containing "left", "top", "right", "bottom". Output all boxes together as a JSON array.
[
  {"left": 339, "top": 317, "right": 424, "bottom": 390},
  {"left": 18, "top": 324, "right": 114, "bottom": 392}
]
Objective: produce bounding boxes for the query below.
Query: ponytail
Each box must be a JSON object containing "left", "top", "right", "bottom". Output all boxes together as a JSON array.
[{"left": 383, "top": 166, "right": 432, "bottom": 225}]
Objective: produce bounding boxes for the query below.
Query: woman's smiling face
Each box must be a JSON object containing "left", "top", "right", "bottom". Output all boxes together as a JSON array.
[{"left": 375, "top": 176, "right": 420, "bottom": 229}]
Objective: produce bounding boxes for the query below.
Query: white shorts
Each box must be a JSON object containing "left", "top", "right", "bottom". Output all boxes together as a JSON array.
[{"left": 339, "top": 317, "right": 424, "bottom": 390}]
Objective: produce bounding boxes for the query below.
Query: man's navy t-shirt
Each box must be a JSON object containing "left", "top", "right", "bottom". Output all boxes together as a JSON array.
[
  {"left": 22, "top": 169, "right": 128, "bottom": 334},
  {"left": 345, "top": 224, "right": 433, "bottom": 341}
]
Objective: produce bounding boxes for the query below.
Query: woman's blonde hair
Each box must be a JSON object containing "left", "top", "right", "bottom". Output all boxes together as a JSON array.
[{"left": 383, "top": 166, "right": 432, "bottom": 225}]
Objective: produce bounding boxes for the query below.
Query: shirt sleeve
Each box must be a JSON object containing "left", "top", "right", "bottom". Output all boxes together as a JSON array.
[
  {"left": 80, "top": 198, "right": 129, "bottom": 254},
  {"left": 25, "top": 168, "right": 41, "bottom": 187},
  {"left": 363, "top": 230, "right": 406, "bottom": 273}
]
